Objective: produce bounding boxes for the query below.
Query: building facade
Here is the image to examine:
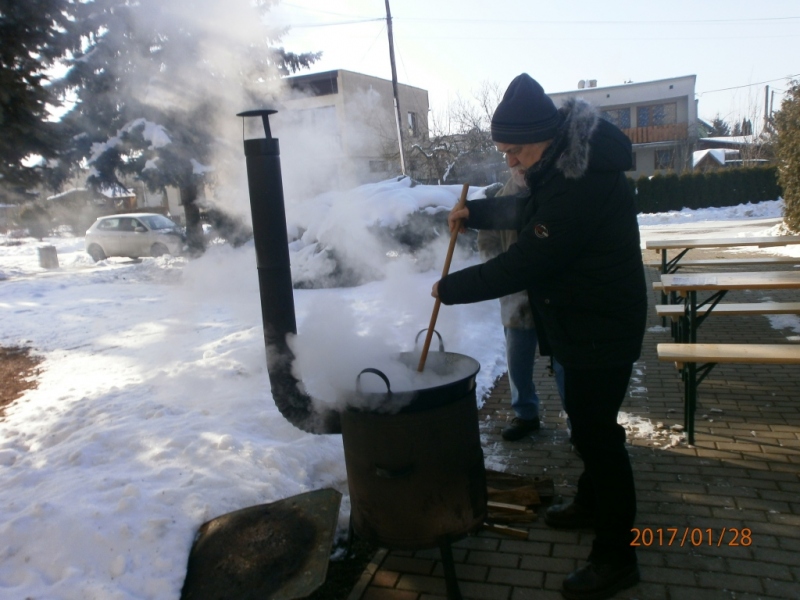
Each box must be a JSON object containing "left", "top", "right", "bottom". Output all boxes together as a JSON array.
[
  {"left": 548, "top": 75, "right": 698, "bottom": 178},
  {"left": 276, "top": 69, "right": 429, "bottom": 195}
]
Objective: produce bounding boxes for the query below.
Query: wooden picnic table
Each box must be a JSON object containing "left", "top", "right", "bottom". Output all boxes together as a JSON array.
[
  {"left": 657, "top": 269, "right": 800, "bottom": 444},
  {"left": 660, "top": 270, "right": 800, "bottom": 342},
  {"left": 645, "top": 235, "right": 800, "bottom": 275}
]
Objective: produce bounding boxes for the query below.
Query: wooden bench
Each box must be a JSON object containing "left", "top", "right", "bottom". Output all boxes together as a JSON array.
[
  {"left": 645, "top": 257, "right": 800, "bottom": 271},
  {"left": 656, "top": 301, "right": 800, "bottom": 320},
  {"left": 657, "top": 343, "right": 800, "bottom": 444},
  {"left": 656, "top": 301, "right": 800, "bottom": 341}
]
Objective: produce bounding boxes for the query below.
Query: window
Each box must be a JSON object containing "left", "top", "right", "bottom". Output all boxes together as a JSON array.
[
  {"left": 407, "top": 111, "right": 418, "bottom": 137},
  {"left": 654, "top": 149, "right": 675, "bottom": 170},
  {"left": 369, "top": 160, "right": 388, "bottom": 173},
  {"left": 97, "top": 218, "right": 121, "bottom": 230},
  {"left": 637, "top": 103, "right": 677, "bottom": 127},
  {"left": 601, "top": 108, "right": 631, "bottom": 129},
  {"left": 628, "top": 152, "right": 637, "bottom": 172},
  {"left": 118, "top": 217, "right": 136, "bottom": 232},
  {"left": 139, "top": 214, "right": 177, "bottom": 230}
]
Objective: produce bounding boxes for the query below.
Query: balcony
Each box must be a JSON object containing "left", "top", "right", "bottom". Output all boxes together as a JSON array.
[{"left": 621, "top": 123, "right": 688, "bottom": 144}]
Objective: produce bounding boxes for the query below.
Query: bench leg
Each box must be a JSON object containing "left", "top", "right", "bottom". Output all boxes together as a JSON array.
[
  {"left": 684, "top": 362, "right": 696, "bottom": 445},
  {"left": 682, "top": 362, "right": 717, "bottom": 446}
]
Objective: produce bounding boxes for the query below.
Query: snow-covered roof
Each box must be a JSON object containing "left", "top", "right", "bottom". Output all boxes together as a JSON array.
[
  {"left": 699, "top": 135, "right": 758, "bottom": 145},
  {"left": 692, "top": 148, "right": 741, "bottom": 168},
  {"left": 46, "top": 188, "right": 89, "bottom": 201},
  {"left": 693, "top": 149, "right": 725, "bottom": 167}
]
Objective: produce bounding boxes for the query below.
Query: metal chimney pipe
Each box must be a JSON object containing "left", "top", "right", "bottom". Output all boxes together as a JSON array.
[{"left": 237, "top": 109, "right": 340, "bottom": 434}]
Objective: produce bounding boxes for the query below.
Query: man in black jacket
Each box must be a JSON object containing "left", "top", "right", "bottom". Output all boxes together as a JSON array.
[{"left": 432, "top": 74, "right": 647, "bottom": 600}]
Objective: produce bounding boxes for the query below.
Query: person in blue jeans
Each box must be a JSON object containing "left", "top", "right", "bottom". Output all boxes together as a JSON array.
[{"left": 478, "top": 176, "right": 566, "bottom": 441}]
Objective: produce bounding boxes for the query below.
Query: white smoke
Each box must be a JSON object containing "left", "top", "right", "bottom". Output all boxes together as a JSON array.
[{"left": 113, "top": 1, "right": 497, "bottom": 415}]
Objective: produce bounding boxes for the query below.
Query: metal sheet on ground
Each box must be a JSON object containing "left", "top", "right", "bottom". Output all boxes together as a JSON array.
[{"left": 180, "top": 488, "right": 342, "bottom": 600}]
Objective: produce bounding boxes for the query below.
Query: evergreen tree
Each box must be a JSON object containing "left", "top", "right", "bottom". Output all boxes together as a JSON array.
[
  {"left": 52, "top": 0, "right": 319, "bottom": 253},
  {"left": 0, "top": 0, "right": 81, "bottom": 189},
  {"left": 775, "top": 80, "right": 800, "bottom": 232},
  {"left": 709, "top": 115, "right": 731, "bottom": 137}
]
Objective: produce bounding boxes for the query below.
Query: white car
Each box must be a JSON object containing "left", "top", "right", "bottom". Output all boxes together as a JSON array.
[{"left": 85, "top": 213, "right": 185, "bottom": 261}]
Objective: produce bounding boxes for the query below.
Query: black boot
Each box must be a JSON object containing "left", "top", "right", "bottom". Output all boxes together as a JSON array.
[
  {"left": 561, "top": 560, "right": 640, "bottom": 600},
  {"left": 501, "top": 417, "right": 540, "bottom": 441}
]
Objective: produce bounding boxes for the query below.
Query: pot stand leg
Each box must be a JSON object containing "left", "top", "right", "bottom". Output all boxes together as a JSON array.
[{"left": 439, "top": 541, "right": 463, "bottom": 600}]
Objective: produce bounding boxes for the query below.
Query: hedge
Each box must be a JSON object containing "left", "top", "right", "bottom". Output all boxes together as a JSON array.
[{"left": 631, "top": 166, "right": 782, "bottom": 214}]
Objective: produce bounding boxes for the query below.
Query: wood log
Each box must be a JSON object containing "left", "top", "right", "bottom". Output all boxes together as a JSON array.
[{"left": 482, "top": 523, "right": 529, "bottom": 539}]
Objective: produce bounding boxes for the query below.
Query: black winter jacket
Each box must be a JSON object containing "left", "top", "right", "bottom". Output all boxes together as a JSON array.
[{"left": 438, "top": 99, "right": 647, "bottom": 368}]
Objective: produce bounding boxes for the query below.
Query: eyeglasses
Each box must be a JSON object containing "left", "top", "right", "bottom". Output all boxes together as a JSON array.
[{"left": 497, "top": 146, "right": 523, "bottom": 159}]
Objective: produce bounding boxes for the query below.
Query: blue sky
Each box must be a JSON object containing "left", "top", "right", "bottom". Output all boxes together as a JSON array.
[{"left": 273, "top": 0, "right": 800, "bottom": 128}]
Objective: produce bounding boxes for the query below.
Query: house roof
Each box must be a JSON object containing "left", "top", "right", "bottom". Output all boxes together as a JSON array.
[
  {"left": 699, "top": 135, "right": 758, "bottom": 146},
  {"left": 692, "top": 149, "right": 726, "bottom": 168}
]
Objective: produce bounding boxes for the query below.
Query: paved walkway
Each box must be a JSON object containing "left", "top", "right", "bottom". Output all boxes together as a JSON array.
[{"left": 349, "top": 260, "right": 800, "bottom": 600}]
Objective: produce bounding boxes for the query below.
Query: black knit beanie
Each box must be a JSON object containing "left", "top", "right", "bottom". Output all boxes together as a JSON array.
[{"left": 491, "top": 73, "right": 562, "bottom": 144}]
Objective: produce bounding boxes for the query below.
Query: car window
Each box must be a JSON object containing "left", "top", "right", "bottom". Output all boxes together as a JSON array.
[
  {"left": 97, "top": 218, "right": 121, "bottom": 230},
  {"left": 118, "top": 218, "right": 136, "bottom": 232},
  {"left": 139, "top": 214, "right": 177, "bottom": 230},
  {"left": 131, "top": 219, "right": 145, "bottom": 230}
]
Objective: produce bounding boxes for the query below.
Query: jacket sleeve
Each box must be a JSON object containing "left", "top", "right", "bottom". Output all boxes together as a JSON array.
[
  {"left": 439, "top": 179, "right": 602, "bottom": 306},
  {"left": 464, "top": 193, "right": 529, "bottom": 231}
]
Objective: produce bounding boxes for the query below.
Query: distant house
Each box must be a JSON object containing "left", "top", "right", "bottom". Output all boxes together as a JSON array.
[
  {"left": 548, "top": 75, "right": 698, "bottom": 178},
  {"left": 692, "top": 148, "right": 731, "bottom": 171},
  {"left": 277, "top": 69, "right": 429, "bottom": 195},
  {"left": 694, "top": 135, "right": 771, "bottom": 170}
]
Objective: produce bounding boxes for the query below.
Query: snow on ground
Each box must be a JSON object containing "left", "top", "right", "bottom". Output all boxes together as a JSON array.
[{"left": 0, "top": 189, "right": 798, "bottom": 599}]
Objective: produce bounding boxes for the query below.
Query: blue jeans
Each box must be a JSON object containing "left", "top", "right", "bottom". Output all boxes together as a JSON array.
[
  {"left": 505, "top": 327, "right": 567, "bottom": 420},
  {"left": 505, "top": 327, "right": 540, "bottom": 420}
]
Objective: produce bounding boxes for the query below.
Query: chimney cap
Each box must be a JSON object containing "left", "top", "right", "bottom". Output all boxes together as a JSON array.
[
  {"left": 237, "top": 109, "right": 278, "bottom": 118},
  {"left": 237, "top": 109, "right": 278, "bottom": 139}
]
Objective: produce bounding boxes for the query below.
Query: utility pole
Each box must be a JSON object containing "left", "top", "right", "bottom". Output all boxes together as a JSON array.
[
  {"left": 385, "top": 0, "right": 407, "bottom": 175},
  {"left": 764, "top": 85, "right": 770, "bottom": 130}
]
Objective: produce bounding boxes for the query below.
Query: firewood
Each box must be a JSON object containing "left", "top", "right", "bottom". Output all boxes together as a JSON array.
[
  {"left": 487, "top": 500, "right": 528, "bottom": 513},
  {"left": 487, "top": 486, "right": 540, "bottom": 507},
  {"left": 486, "top": 510, "right": 537, "bottom": 524},
  {"left": 482, "top": 522, "right": 529, "bottom": 539}
]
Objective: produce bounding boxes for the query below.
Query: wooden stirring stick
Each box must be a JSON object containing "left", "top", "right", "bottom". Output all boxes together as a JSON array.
[{"left": 417, "top": 182, "right": 470, "bottom": 372}]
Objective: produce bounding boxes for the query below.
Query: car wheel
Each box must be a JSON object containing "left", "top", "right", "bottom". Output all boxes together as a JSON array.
[
  {"left": 88, "top": 244, "right": 106, "bottom": 262},
  {"left": 150, "top": 243, "right": 169, "bottom": 257}
]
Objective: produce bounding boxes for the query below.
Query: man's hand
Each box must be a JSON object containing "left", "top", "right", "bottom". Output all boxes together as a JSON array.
[
  {"left": 448, "top": 206, "right": 469, "bottom": 234},
  {"left": 431, "top": 280, "right": 439, "bottom": 299}
]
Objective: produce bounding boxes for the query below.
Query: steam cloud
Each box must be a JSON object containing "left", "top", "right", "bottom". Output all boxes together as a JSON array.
[{"left": 107, "top": 1, "right": 495, "bottom": 416}]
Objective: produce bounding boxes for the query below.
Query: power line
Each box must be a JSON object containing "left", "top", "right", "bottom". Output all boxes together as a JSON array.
[
  {"left": 290, "top": 18, "right": 384, "bottom": 29},
  {"left": 396, "top": 33, "right": 800, "bottom": 42},
  {"left": 397, "top": 15, "right": 800, "bottom": 25},
  {"left": 280, "top": 3, "right": 378, "bottom": 19},
  {"left": 280, "top": 11, "right": 800, "bottom": 29},
  {"left": 698, "top": 74, "right": 800, "bottom": 96}
]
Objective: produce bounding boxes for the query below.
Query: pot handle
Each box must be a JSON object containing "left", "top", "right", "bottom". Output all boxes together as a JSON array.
[
  {"left": 356, "top": 367, "right": 392, "bottom": 397},
  {"left": 415, "top": 328, "right": 445, "bottom": 352}
]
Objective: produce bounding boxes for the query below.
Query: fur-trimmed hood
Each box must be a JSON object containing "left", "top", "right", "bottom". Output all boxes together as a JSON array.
[{"left": 526, "top": 97, "right": 633, "bottom": 184}]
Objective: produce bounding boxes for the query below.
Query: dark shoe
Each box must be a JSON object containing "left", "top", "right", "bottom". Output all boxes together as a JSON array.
[
  {"left": 502, "top": 417, "right": 540, "bottom": 441},
  {"left": 545, "top": 501, "right": 595, "bottom": 529},
  {"left": 561, "top": 561, "right": 640, "bottom": 600}
]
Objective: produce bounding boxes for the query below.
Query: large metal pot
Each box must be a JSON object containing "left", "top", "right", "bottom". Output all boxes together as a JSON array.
[{"left": 341, "top": 347, "right": 486, "bottom": 550}]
